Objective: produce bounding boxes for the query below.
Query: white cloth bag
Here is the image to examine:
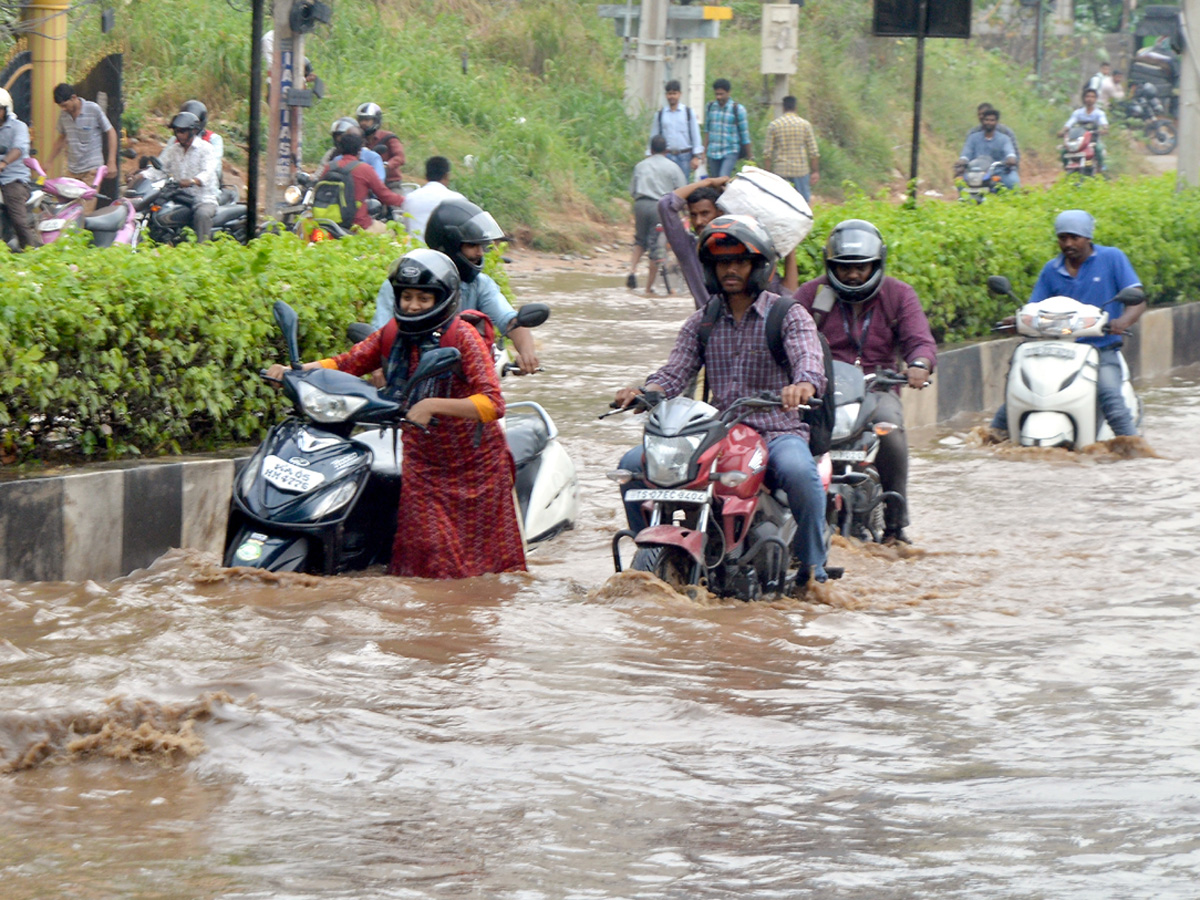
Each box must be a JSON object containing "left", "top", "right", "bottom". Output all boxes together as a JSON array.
[{"left": 716, "top": 165, "right": 814, "bottom": 256}]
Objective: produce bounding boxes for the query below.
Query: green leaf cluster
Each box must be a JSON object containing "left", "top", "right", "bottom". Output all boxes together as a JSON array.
[
  {"left": 0, "top": 229, "right": 419, "bottom": 464},
  {"left": 791, "top": 174, "right": 1200, "bottom": 343}
]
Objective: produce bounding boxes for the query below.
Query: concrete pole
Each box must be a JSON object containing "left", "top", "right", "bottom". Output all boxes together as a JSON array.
[
  {"left": 264, "top": 0, "right": 306, "bottom": 215},
  {"left": 626, "top": 0, "right": 668, "bottom": 116},
  {"left": 1179, "top": 0, "right": 1200, "bottom": 189},
  {"left": 21, "top": 0, "right": 68, "bottom": 176}
]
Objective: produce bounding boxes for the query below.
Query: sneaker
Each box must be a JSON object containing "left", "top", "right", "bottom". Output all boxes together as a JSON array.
[
  {"left": 882, "top": 528, "right": 911, "bottom": 545},
  {"left": 626, "top": 273, "right": 637, "bottom": 289}
]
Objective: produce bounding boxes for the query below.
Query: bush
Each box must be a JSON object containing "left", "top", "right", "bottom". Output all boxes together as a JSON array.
[{"left": 792, "top": 174, "right": 1200, "bottom": 343}]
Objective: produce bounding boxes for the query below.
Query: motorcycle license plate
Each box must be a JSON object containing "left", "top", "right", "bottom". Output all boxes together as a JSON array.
[
  {"left": 829, "top": 449, "right": 867, "bottom": 462},
  {"left": 262, "top": 455, "right": 325, "bottom": 493},
  {"left": 624, "top": 488, "right": 708, "bottom": 503}
]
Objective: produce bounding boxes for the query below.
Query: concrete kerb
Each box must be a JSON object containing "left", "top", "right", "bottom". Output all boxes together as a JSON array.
[{"left": 2, "top": 303, "right": 1198, "bottom": 582}]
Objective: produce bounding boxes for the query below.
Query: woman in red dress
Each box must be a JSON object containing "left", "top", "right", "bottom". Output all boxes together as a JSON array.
[{"left": 270, "top": 249, "right": 526, "bottom": 578}]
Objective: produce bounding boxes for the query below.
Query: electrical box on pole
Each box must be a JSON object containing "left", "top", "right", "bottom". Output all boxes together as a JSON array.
[{"left": 761, "top": 4, "right": 799, "bottom": 75}]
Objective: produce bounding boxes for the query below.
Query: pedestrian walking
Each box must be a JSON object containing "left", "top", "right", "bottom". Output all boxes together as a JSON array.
[
  {"left": 761, "top": 96, "right": 820, "bottom": 204},
  {"left": 649, "top": 79, "right": 703, "bottom": 181},
  {"left": 628, "top": 135, "right": 686, "bottom": 293},
  {"left": 703, "top": 78, "right": 751, "bottom": 179},
  {"left": 47, "top": 83, "right": 118, "bottom": 215}
]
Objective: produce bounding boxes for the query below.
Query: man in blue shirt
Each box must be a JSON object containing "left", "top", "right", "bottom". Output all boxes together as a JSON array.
[
  {"left": 649, "top": 80, "right": 703, "bottom": 181},
  {"left": 704, "top": 79, "right": 751, "bottom": 179},
  {"left": 991, "top": 209, "right": 1146, "bottom": 437},
  {"left": 956, "top": 108, "right": 1019, "bottom": 189}
]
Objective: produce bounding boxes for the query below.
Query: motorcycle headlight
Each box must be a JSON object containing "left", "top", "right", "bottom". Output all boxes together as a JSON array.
[
  {"left": 296, "top": 381, "right": 369, "bottom": 423},
  {"left": 832, "top": 402, "right": 860, "bottom": 441},
  {"left": 644, "top": 433, "right": 704, "bottom": 487},
  {"left": 304, "top": 478, "right": 360, "bottom": 519},
  {"left": 284, "top": 185, "right": 302, "bottom": 205}
]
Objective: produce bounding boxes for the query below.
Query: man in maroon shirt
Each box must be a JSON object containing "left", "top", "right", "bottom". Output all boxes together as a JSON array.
[
  {"left": 794, "top": 219, "right": 936, "bottom": 544},
  {"left": 329, "top": 128, "right": 406, "bottom": 233}
]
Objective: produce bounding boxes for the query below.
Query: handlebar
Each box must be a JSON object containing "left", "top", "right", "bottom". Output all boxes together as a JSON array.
[{"left": 501, "top": 362, "right": 544, "bottom": 376}]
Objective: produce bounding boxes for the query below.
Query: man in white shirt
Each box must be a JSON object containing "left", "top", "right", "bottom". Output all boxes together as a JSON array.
[
  {"left": 155, "top": 111, "right": 220, "bottom": 242},
  {"left": 401, "top": 156, "right": 466, "bottom": 239},
  {"left": 648, "top": 80, "right": 703, "bottom": 181}
]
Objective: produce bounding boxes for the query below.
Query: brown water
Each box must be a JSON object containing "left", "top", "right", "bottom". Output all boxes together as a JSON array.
[{"left": 3, "top": 271, "right": 1200, "bottom": 899}]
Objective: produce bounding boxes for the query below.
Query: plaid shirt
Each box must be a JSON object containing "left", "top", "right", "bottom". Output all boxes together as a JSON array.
[
  {"left": 646, "top": 291, "right": 826, "bottom": 441},
  {"left": 704, "top": 99, "right": 750, "bottom": 159},
  {"left": 763, "top": 113, "right": 819, "bottom": 178}
]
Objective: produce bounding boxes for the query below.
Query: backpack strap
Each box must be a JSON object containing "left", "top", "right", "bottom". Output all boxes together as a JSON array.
[
  {"left": 695, "top": 295, "right": 723, "bottom": 363},
  {"left": 764, "top": 295, "right": 798, "bottom": 374}
]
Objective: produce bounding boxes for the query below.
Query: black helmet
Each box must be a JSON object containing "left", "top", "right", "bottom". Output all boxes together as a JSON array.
[
  {"left": 169, "top": 111, "right": 202, "bottom": 135},
  {"left": 1139, "top": 82, "right": 1158, "bottom": 99},
  {"left": 180, "top": 100, "right": 208, "bottom": 131},
  {"left": 355, "top": 102, "right": 383, "bottom": 135},
  {"left": 387, "top": 249, "right": 462, "bottom": 337},
  {"left": 424, "top": 199, "right": 505, "bottom": 284},
  {"left": 823, "top": 219, "right": 887, "bottom": 304},
  {"left": 696, "top": 214, "right": 778, "bottom": 297}
]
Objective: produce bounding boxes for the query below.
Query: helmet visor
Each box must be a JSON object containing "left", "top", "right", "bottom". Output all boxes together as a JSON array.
[
  {"left": 826, "top": 227, "right": 884, "bottom": 264},
  {"left": 458, "top": 210, "right": 506, "bottom": 244}
]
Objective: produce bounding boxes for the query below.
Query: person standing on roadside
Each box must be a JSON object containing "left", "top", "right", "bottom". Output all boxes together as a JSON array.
[
  {"left": 704, "top": 78, "right": 751, "bottom": 179},
  {"left": 628, "top": 135, "right": 686, "bottom": 293},
  {"left": 649, "top": 79, "right": 703, "bottom": 181},
  {"left": 48, "top": 83, "right": 118, "bottom": 215},
  {"left": 761, "top": 95, "right": 820, "bottom": 204},
  {"left": 0, "top": 89, "right": 41, "bottom": 250}
]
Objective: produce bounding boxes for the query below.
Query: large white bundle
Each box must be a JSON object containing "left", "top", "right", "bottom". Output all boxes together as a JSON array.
[{"left": 716, "top": 166, "right": 813, "bottom": 256}]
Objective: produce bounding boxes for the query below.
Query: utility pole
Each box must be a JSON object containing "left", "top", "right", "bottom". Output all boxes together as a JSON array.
[
  {"left": 264, "top": 0, "right": 305, "bottom": 217},
  {"left": 628, "top": 0, "right": 669, "bottom": 115},
  {"left": 247, "top": 0, "right": 265, "bottom": 238},
  {"left": 909, "top": 0, "right": 929, "bottom": 202},
  {"left": 1179, "top": 0, "right": 1199, "bottom": 189}
]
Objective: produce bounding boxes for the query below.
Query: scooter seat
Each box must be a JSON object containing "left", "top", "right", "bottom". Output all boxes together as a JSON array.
[
  {"left": 506, "top": 415, "right": 550, "bottom": 467},
  {"left": 84, "top": 204, "right": 129, "bottom": 231},
  {"left": 212, "top": 204, "right": 247, "bottom": 227}
]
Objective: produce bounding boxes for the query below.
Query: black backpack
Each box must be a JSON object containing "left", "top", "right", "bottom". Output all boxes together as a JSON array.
[
  {"left": 311, "top": 159, "right": 361, "bottom": 227},
  {"left": 696, "top": 295, "right": 837, "bottom": 456}
]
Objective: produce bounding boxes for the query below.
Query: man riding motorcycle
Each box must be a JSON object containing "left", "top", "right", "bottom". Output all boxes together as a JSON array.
[
  {"left": 316, "top": 116, "right": 386, "bottom": 182},
  {"left": 794, "top": 219, "right": 937, "bottom": 545},
  {"left": 371, "top": 198, "right": 540, "bottom": 374},
  {"left": 1060, "top": 88, "right": 1109, "bottom": 172},
  {"left": 956, "top": 108, "right": 1019, "bottom": 190},
  {"left": 613, "top": 214, "right": 830, "bottom": 585},
  {"left": 356, "top": 101, "right": 406, "bottom": 187},
  {"left": 152, "top": 110, "right": 220, "bottom": 242}
]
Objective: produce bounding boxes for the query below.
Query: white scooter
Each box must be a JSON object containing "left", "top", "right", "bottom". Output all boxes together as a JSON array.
[{"left": 988, "top": 275, "right": 1143, "bottom": 448}]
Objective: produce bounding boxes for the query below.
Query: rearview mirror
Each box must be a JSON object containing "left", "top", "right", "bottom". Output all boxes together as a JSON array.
[
  {"left": 405, "top": 347, "right": 462, "bottom": 401},
  {"left": 986, "top": 275, "right": 1014, "bottom": 296},
  {"left": 346, "top": 322, "right": 374, "bottom": 344},
  {"left": 511, "top": 302, "right": 550, "bottom": 331},
  {"left": 1113, "top": 286, "right": 1146, "bottom": 305},
  {"left": 272, "top": 301, "right": 303, "bottom": 369}
]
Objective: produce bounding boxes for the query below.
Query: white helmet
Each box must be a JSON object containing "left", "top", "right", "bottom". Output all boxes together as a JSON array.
[{"left": 0, "top": 88, "right": 12, "bottom": 112}]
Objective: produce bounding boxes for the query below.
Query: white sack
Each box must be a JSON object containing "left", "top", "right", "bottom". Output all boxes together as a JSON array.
[{"left": 716, "top": 165, "right": 813, "bottom": 256}]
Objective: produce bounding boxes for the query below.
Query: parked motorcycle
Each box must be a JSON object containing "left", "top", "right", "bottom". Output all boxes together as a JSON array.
[
  {"left": 1060, "top": 126, "right": 1099, "bottom": 177},
  {"left": 1121, "top": 83, "right": 1177, "bottom": 155},
  {"left": 987, "top": 275, "right": 1142, "bottom": 448},
  {"left": 225, "top": 301, "right": 577, "bottom": 573},
  {"left": 127, "top": 160, "right": 248, "bottom": 244},
  {"left": 827, "top": 363, "right": 911, "bottom": 542},
  {"left": 956, "top": 156, "right": 1009, "bottom": 203},
  {"left": 605, "top": 392, "right": 839, "bottom": 600}
]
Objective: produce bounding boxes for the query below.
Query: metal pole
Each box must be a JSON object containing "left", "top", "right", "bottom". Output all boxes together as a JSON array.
[
  {"left": 247, "top": 0, "right": 265, "bottom": 239},
  {"left": 1035, "top": 0, "right": 1045, "bottom": 81},
  {"left": 909, "top": 0, "right": 929, "bottom": 203}
]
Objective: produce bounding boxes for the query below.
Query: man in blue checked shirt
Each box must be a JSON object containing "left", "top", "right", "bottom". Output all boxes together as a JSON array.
[
  {"left": 704, "top": 79, "right": 752, "bottom": 179},
  {"left": 613, "top": 215, "right": 830, "bottom": 586}
]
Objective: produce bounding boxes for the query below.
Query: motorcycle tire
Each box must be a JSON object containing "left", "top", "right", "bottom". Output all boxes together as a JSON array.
[
  {"left": 630, "top": 545, "right": 700, "bottom": 590},
  {"left": 1146, "top": 119, "right": 1177, "bottom": 155}
]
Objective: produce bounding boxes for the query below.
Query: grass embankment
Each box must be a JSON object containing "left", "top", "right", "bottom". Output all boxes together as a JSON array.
[{"left": 54, "top": 0, "right": 1147, "bottom": 244}]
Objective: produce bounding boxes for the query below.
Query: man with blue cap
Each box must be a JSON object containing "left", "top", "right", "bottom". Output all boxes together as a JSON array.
[{"left": 991, "top": 209, "right": 1146, "bottom": 437}]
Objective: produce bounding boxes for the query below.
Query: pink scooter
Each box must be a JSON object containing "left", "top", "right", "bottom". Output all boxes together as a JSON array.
[{"left": 25, "top": 161, "right": 138, "bottom": 247}]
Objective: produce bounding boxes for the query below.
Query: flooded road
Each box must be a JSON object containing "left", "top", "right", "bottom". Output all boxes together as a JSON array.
[{"left": 3, "top": 270, "right": 1200, "bottom": 899}]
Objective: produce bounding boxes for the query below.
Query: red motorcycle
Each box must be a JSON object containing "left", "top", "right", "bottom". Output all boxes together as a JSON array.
[
  {"left": 605, "top": 392, "right": 838, "bottom": 600},
  {"left": 1060, "top": 126, "right": 1099, "bottom": 177}
]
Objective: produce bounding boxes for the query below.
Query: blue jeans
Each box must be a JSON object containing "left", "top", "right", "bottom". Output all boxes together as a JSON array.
[
  {"left": 707, "top": 154, "right": 739, "bottom": 178},
  {"left": 790, "top": 174, "right": 812, "bottom": 203},
  {"left": 666, "top": 151, "right": 693, "bottom": 180},
  {"left": 998, "top": 168, "right": 1020, "bottom": 190},
  {"left": 619, "top": 433, "right": 827, "bottom": 578},
  {"left": 991, "top": 346, "right": 1135, "bottom": 436}
]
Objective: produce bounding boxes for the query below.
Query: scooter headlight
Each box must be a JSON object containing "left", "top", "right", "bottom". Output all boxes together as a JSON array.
[
  {"left": 644, "top": 433, "right": 703, "bottom": 487},
  {"left": 239, "top": 448, "right": 265, "bottom": 496},
  {"left": 295, "top": 381, "right": 369, "bottom": 423},
  {"left": 304, "top": 478, "right": 360, "bottom": 519},
  {"left": 832, "top": 402, "right": 860, "bottom": 441}
]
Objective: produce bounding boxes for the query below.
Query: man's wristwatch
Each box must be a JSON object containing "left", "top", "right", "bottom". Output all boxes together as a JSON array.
[{"left": 907, "top": 360, "right": 930, "bottom": 371}]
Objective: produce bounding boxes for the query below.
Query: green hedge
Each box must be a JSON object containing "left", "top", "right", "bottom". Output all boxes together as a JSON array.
[
  {"left": 2, "top": 175, "right": 1199, "bottom": 464},
  {"left": 793, "top": 174, "right": 1200, "bottom": 342}
]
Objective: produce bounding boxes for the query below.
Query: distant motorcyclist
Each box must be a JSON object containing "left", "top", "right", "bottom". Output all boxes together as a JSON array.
[
  {"left": 966, "top": 103, "right": 1019, "bottom": 162},
  {"left": 356, "top": 102, "right": 406, "bottom": 187},
  {"left": 795, "top": 219, "right": 937, "bottom": 545},
  {"left": 154, "top": 110, "right": 220, "bottom": 242},
  {"left": 316, "top": 117, "right": 386, "bottom": 182},
  {"left": 178, "top": 100, "right": 224, "bottom": 184},
  {"left": 371, "top": 197, "right": 540, "bottom": 375},
  {"left": 956, "top": 108, "right": 1019, "bottom": 189},
  {"left": 1060, "top": 88, "right": 1109, "bottom": 171},
  {"left": 0, "top": 87, "right": 41, "bottom": 250},
  {"left": 325, "top": 127, "right": 406, "bottom": 234},
  {"left": 613, "top": 214, "right": 830, "bottom": 585}
]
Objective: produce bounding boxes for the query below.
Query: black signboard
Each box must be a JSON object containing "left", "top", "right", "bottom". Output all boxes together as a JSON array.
[{"left": 872, "top": 0, "right": 972, "bottom": 39}]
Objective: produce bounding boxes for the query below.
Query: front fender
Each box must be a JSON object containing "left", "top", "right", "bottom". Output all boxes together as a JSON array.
[{"left": 633, "top": 525, "right": 706, "bottom": 568}]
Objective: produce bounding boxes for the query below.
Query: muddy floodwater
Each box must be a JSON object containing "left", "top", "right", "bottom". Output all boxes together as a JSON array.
[{"left": 3, "top": 270, "right": 1200, "bottom": 899}]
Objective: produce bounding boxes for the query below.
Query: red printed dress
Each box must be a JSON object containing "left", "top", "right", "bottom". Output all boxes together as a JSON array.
[{"left": 324, "top": 319, "right": 527, "bottom": 579}]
